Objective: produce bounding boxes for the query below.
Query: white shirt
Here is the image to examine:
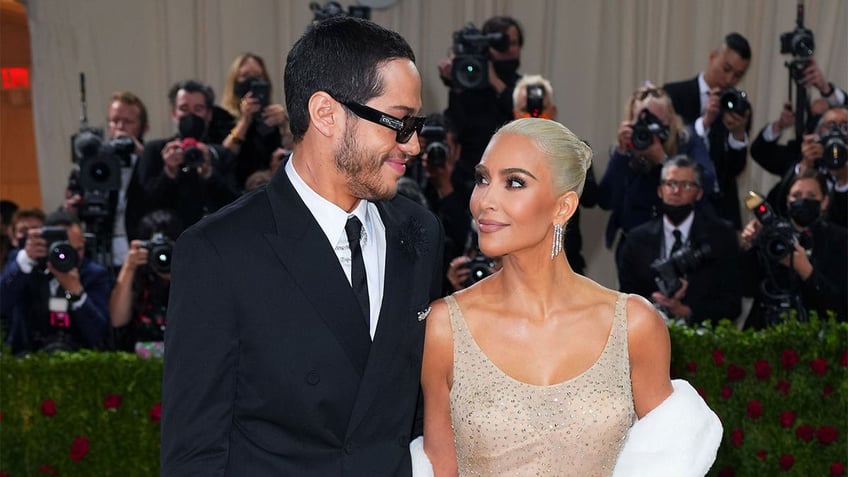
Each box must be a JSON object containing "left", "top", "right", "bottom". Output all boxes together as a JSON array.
[
  {"left": 285, "top": 157, "right": 386, "bottom": 339},
  {"left": 662, "top": 212, "right": 695, "bottom": 260}
]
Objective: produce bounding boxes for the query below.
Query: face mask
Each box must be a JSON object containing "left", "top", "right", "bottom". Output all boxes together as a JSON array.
[
  {"left": 177, "top": 113, "right": 207, "bottom": 140},
  {"left": 661, "top": 202, "right": 694, "bottom": 225},
  {"left": 492, "top": 59, "right": 519, "bottom": 80},
  {"left": 788, "top": 198, "right": 821, "bottom": 227},
  {"left": 233, "top": 77, "right": 260, "bottom": 99}
]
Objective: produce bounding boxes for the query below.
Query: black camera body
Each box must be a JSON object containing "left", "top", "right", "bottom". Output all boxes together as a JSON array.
[
  {"left": 72, "top": 130, "right": 129, "bottom": 221},
  {"left": 746, "top": 192, "right": 801, "bottom": 262},
  {"left": 451, "top": 23, "right": 509, "bottom": 90},
  {"left": 780, "top": 2, "right": 815, "bottom": 81},
  {"left": 526, "top": 84, "right": 545, "bottom": 117},
  {"left": 464, "top": 254, "right": 497, "bottom": 288},
  {"left": 817, "top": 124, "right": 848, "bottom": 170},
  {"left": 310, "top": 1, "right": 370, "bottom": 22},
  {"left": 630, "top": 108, "right": 670, "bottom": 151},
  {"left": 139, "top": 233, "right": 174, "bottom": 275},
  {"left": 651, "top": 243, "right": 712, "bottom": 297},
  {"left": 719, "top": 88, "right": 750, "bottom": 116},
  {"left": 420, "top": 123, "right": 449, "bottom": 168},
  {"left": 38, "top": 226, "right": 80, "bottom": 273}
]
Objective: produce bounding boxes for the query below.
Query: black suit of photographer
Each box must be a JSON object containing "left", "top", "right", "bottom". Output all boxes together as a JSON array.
[
  {"left": 618, "top": 208, "right": 741, "bottom": 326},
  {"left": 138, "top": 137, "right": 238, "bottom": 234},
  {"left": 741, "top": 220, "right": 848, "bottom": 328}
]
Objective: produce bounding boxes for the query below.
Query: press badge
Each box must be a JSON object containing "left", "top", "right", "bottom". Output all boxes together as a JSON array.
[{"left": 49, "top": 297, "right": 70, "bottom": 327}]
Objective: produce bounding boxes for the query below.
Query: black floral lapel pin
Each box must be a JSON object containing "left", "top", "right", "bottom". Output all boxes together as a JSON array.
[{"left": 398, "top": 216, "right": 429, "bottom": 262}]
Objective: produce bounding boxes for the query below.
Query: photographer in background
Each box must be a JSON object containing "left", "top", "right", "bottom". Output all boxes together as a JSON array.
[
  {"left": 110, "top": 209, "right": 181, "bottom": 358},
  {"left": 618, "top": 155, "right": 740, "bottom": 325},
  {"left": 445, "top": 230, "right": 502, "bottom": 293},
  {"left": 439, "top": 16, "right": 523, "bottom": 201},
  {"left": 217, "top": 52, "right": 288, "bottom": 191},
  {"left": 63, "top": 91, "right": 149, "bottom": 269},
  {"left": 763, "top": 105, "right": 848, "bottom": 227},
  {"left": 1, "top": 211, "right": 111, "bottom": 355},
  {"left": 664, "top": 32, "right": 753, "bottom": 229},
  {"left": 138, "top": 79, "right": 238, "bottom": 234},
  {"left": 598, "top": 83, "right": 715, "bottom": 265},
  {"left": 741, "top": 170, "right": 847, "bottom": 329}
]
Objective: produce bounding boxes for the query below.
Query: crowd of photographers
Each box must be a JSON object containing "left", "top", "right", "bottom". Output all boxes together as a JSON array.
[{"left": 1, "top": 8, "right": 846, "bottom": 356}]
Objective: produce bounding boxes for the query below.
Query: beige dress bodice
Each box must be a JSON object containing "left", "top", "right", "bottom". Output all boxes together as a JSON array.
[{"left": 446, "top": 293, "right": 635, "bottom": 477}]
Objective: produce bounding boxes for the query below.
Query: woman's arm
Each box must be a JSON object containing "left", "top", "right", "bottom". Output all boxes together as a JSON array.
[
  {"left": 625, "top": 294, "right": 674, "bottom": 418},
  {"left": 421, "top": 298, "right": 458, "bottom": 477},
  {"left": 109, "top": 240, "right": 146, "bottom": 328}
]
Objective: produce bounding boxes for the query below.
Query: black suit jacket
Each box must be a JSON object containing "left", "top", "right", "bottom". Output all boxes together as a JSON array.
[
  {"left": 161, "top": 167, "right": 444, "bottom": 476},
  {"left": 617, "top": 210, "right": 742, "bottom": 325},
  {"left": 664, "top": 76, "right": 749, "bottom": 229}
]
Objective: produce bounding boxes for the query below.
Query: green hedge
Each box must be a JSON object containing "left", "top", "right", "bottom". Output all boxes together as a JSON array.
[{"left": 1, "top": 318, "right": 845, "bottom": 476}]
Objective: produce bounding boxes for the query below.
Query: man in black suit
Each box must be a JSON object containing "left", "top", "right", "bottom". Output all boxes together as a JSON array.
[
  {"left": 160, "top": 16, "right": 444, "bottom": 476},
  {"left": 618, "top": 155, "right": 741, "bottom": 326},
  {"left": 664, "top": 32, "right": 753, "bottom": 229}
]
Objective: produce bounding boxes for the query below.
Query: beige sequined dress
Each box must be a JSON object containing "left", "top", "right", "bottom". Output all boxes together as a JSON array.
[{"left": 446, "top": 293, "right": 635, "bottom": 477}]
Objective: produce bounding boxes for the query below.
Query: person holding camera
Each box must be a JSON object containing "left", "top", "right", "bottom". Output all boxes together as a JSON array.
[
  {"left": 218, "top": 52, "right": 289, "bottom": 191},
  {"left": 618, "top": 155, "right": 741, "bottom": 326},
  {"left": 598, "top": 83, "right": 714, "bottom": 265},
  {"left": 439, "top": 16, "right": 523, "bottom": 201},
  {"left": 138, "top": 79, "right": 238, "bottom": 234},
  {"left": 109, "top": 210, "right": 181, "bottom": 357},
  {"left": 63, "top": 91, "right": 150, "bottom": 269},
  {"left": 1, "top": 211, "right": 111, "bottom": 355},
  {"left": 740, "top": 169, "right": 847, "bottom": 329},
  {"left": 663, "top": 32, "right": 753, "bottom": 230},
  {"left": 763, "top": 105, "right": 848, "bottom": 228}
]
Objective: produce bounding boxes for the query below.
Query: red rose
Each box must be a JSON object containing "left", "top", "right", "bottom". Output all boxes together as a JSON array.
[
  {"left": 727, "top": 364, "right": 747, "bottom": 381},
  {"left": 779, "top": 411, "right": 796, "bottom": 428},
  {"left": 41, "top": 399, "right": 57, "bottom": 417},
  {"left": 720, "top": 386, "right": 733, "bottom": 400},
  {"left": 69, "top": 436, "right": 90, "bottom": 462},
  {"left": 810, "top": 357, "right": 828, "bottom": 376},
  {"left": 818, "top": 425, "right": 839, "bottom": 445},
  {"left": 0, "top": 471, "right": 8, "bottom": 477},
  {"left": 718, "top": 467, "right": 735, "bottom": 477},
  {"left": 779, "top": 454, "right": 795, "bottom": 471},
  {"left": 150, "top": 402, "right": 162, "bottom": 423},
  {"left": 781, "top": 349, "right": 800, "bottom": 369},
  {"left": 36, "top": 465, "right": 57, "bottom": 476},
  {"left": 823, "top": 385, "right": 834, "bottom": 398},
  {"left": 831, "top": 462, "right": 845, "bottom": 477},
  {"left": 796, "top": 423, "right": 815, "bottom": 442},
  {"left": 754, "top": 359, "right": 772, "bottom": 380},
  {"left": 730, "top": 428, "right": 744, "bottom": 446},
  {"left": 775, "top": 380, "right": 791, "bottom": 396},
  {"left": 712, "top": 348, "right": 725, "bottom": 366},
  {"left": 686, "top": 361, "right": 697, "bottom": 374},
  {"left": 746, "top": 400, "right": 763, "bottom": 419},
  {"left": 756, "top": 449, "right": 768, "bottom": 461},
  {"left": 103, "top": 393, "right": 122, "bottom": 411},
  {"left": 840, "top": 349, "right": 848, "bottom": 367}
]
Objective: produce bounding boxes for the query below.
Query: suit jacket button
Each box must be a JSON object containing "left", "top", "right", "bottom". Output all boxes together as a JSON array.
[{"left": 305, "top": 371, "right": 320, "bottom": 385}]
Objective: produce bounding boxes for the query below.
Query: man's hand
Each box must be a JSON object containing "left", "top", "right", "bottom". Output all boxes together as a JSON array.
[
  {"left": 651, "top": 279, "right": 691, "bottom": 318},
  {"left": 701, "top": 88, "right": 722, "bottom": 129},
  {"left": 437, "top": 54, "right": 454, "bottom": 86},
  {"left": 616, "top": 121, "right": 633, "bottom": 154},
  {"left": 771, "top": 103, "right": 795, "bottom": 135},
  {"left": 262, "top": 103, "right": 286, "bottom": 128},
  {"left": 49, "top": 263, "right": 83, "bottom": 297},
  {"left": 123, "top": 240, "right": 149, "bottom": 274},
  {"left": 113, "top": 130, "right": 144, "bottom": 156},
  {"left": 801, "top": 57, "right": 830, "bottom": 94},
  {"left": 779, "top": 241, "right": 813, "bottom": 280},
  {"left": 162, "top": 139, "right": 185, "bottom": 179},
  {"left": 740, "top": 218, "right": 762, "bottom": 250},
  {"left": 446, "top": 256, "right": 471, "bottom": 291},
  {"left": 24, "top": 228, "right": 47, "bottom": 261},
  {"left": 800, "top": 133, "right": 824, "bottom": 168},
  {"left": 194, "top": 142, "right": 213, "bottom": 179},
  {"left": 722, "top": 108, "right": 751, "bottom": 140}
]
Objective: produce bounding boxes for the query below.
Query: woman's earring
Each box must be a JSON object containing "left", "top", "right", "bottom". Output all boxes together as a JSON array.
[{"left": 550, "top": 223, "right": 563, "bottom": 260}]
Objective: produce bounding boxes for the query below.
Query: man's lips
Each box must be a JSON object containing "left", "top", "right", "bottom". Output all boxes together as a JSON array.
[{"left": 385, "top": 157, "right": 407, "bottom": 174}]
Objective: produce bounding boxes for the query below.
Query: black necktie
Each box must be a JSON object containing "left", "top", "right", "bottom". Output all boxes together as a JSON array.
[
  {"left": 670, "top": 229, "right": 683, "bottom": 256},
  {"left": 345, "top": 216, "right": 370, "bottom": 325}
]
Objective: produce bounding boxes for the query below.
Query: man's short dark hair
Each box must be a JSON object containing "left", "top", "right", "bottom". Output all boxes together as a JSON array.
[
  {"left": 725, "top": 32, "right": 751, "bottom": 60},
  {"left": 482, "top": 16, "right": 524, "bottom": 48},
  {"left": 1, "top": 199, "right": 19, "bottom": 225},
  {"left": 167, "top": 79, "right": 215, "bottom": 110},
  {"left": 284, "top": 16, "right": 416, "bottom": 142},
  {"left": 44, "top": 210, "right": 81, "bottom": 228}
]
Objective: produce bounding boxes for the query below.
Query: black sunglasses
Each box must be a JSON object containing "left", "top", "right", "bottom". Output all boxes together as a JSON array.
[{"left": 330, "top": 93, "right": 425, "bottom": 144}]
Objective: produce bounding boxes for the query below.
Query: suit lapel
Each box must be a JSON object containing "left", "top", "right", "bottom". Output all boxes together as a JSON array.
[
  {"left": 263, "top": 170, "right": 372, "bottom": 374},
  {"left": 345, "top": 201, "right": 416, "bottom": 436}
]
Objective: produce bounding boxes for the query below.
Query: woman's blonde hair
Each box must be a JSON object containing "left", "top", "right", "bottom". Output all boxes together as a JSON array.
[
  {"left": 625, "top": 83, "right": 688, "bottom": 155},
  {"left": 221, "top": 52, "right": 272, "bottom": 117},
  {"left": 495, "top": 118, "right": 593, "bottom": 197}
]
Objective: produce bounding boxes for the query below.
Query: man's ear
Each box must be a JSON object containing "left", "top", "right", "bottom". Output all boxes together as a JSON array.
[
  {"left": 555, "top": 190, "right": 579, "bottom": 224},
  {"left": 307, "top": 91, "right": 341, "bottom": 139}
]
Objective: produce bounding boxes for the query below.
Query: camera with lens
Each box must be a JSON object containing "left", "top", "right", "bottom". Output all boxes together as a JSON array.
[
  {"left": 139, "top": 233, "right": 174, "bottom": 275},
  {"left": 464, "top": 254, "right": 497, "bottom": 288},
  {"left": 816, "top": 123, "right": 848, "bottom": 170},
  {"left": 35, "top": 225, "right": 80, "bottom": 273},
  {"left": 650, "top": 244, "right": 712, "bottom": 298},
  {"left": 526, "top": 84, "right": 545, "bottom": 118},
  {"left": 745, "top": 191, "right": 802, "bottom": 262},
  {"left": 420, "top": 123, "right": 449, "bottom": 168},
  {"left": 451, "top": 23, "right": 510, "bottom": 90},
  {"left": 780, "top": 2, "right": 815, "bottom": 80},
  {"left": 309, "top": 1, "right": 370, "bottom": 22},
  {"left": 630, "top": 108, "right": 670, "bottom": 151},
  {"left": 719, "top": 88, "right": 750, "bottom": 116},
  {"left": 72, "top": 130, "right": 127, "bottom": 220}
]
